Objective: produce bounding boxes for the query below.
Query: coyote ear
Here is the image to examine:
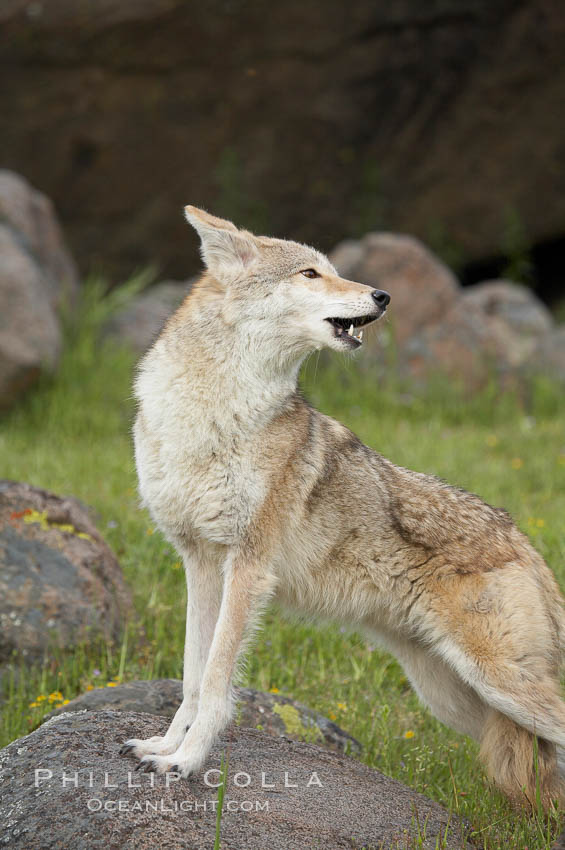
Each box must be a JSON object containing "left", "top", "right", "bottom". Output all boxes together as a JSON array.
[{"left": 184, "top": 205, "right": 258, "bottom": 274}]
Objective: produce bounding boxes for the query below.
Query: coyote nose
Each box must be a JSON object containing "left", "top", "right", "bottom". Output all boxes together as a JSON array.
[{"left": 371, "top": 289, "right": 391, "bottom": 308}]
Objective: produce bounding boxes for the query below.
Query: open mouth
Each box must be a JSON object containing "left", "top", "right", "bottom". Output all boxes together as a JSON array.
[{"left": 324, "top": 313, "right": 380, "bottom": 347}]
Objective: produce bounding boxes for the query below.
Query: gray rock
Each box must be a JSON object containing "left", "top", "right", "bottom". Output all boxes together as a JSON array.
[
  {"left": 399, "top": 299, "right": 522, "bottom": 390},
  {"left": 0, "top": 710, "right": 473, "bottom": 849},
  {"left": 44, "top": 678, "right": 361, "bottom": 755},
  {"left": 0, "top": 170, "right": 79, "bottom": 407},
  {"left": 0, "top": 170, "right": 78, "bottom": 311},
  {"left": 0, "top": 224, "right": 61, "bottom": 408},
  {"left": 529, "top": 326, "right": 565, "bottom": 383},
  {"left": 104, "top": 279, "right": 194, "bottom": 353},
  {"left": 0, "top": 481, "right": 133, "bottom": 670},
  {"left": 461, "top": 280, "right": 554, "bottom": 360},
  {"left": 330, "top": 232, "right": 459, "bottom": 348}
]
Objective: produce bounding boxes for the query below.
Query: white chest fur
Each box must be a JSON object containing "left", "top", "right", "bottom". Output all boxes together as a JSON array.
[
  {"left": 133, "top": 340, "right": 295, "bottom": 548},
  {"left": 134, "top": 406, "right": 264, "bottom": 548}
]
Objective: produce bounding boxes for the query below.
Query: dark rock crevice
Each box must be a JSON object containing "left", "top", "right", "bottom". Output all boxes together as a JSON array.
[{"left": 460, "top": 232, "right": 565, "bottom": 307}]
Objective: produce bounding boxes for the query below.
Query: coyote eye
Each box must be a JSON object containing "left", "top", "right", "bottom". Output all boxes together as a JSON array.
[{"left": 300, "top": 269, "right": 320, "bottom": 279}]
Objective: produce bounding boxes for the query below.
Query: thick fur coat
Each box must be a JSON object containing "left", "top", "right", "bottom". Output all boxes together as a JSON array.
[{"left": 121, "top": 207, "right": 565, "bottom": 811}]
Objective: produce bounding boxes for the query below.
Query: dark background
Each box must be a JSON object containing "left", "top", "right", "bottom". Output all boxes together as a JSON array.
[{"left": 1, "top": 0, "right": 564, "bottom": 303}]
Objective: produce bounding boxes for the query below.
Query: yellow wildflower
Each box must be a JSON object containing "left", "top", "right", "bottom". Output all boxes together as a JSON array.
[
  {"left": 511, "top": 457, "right": 523, "bottom": 469},
  {"left": 536, "top": 518, "right": 545, "bottom": 528},
  {"left": 86, "top": 684, "right": 94, "bottom": 691},
  {"left": 329, "top": 712, "right": 337, "bottom": 721},
  {"left": 106, "top": 681, "right": 118, "bottom": 687},
  {"left": 146, "top": 527, "right": 154, "bottom": 536},
  {"left": 404, "top": 730, "right": 415, "bottom": 739},
  {"left": 172, "top": 561, "right": 182, "bottom": 570},
  {"left": 269, "top": 687, "right": 279, "bottom": 694},
  {"left": 337, "top": 702, "right": 347, "bottom": 711},
  {"left": 29, "top": 701, "right": 39, "bottom": 708},
  {"left": 62, "top": 699, "right": 70, "bottom": 705}
]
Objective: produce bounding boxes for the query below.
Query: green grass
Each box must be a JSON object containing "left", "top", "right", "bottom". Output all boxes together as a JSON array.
[{"left": 1, "top": 287, "right": 564, "bottom": 848}]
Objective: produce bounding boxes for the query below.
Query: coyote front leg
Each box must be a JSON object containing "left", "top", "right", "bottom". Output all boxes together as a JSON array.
[
  {"left": 137, "top": 551, "right": 276, "bottom": 776},
  {"left": 121, "top": 549, "right": 223, "bottom": 759}
]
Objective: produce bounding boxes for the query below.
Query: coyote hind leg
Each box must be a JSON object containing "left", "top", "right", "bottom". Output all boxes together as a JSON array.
[
  {"left": 380, "top": 634, "right": 487, "bottom": 740},
  {"left": 433, "top": 626, "right": 565, "bottom": 808},
  {"left": 404, "top": 636, "right": 565, "bottom": 810},
  {"left": 480, "top": 708, "right": 563, "bottom": 811}
]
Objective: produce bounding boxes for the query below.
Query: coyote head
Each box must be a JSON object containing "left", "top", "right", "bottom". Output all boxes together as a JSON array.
[{"left": 184, "top": 206, "right": 389, "bottom": 362}]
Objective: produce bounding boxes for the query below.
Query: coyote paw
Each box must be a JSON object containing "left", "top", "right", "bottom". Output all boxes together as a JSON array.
[
  {"left": 120, "top": 700, "right": 199, "bottom": 760},
  {"left": 136, "top": 753, "right": 188, "bottom": 777},
  {"left": 119, "top": 735, "right": 181, "bottom": 759},
  {"left": 135, "top": 733, "right": 210, "bottom": 778}
]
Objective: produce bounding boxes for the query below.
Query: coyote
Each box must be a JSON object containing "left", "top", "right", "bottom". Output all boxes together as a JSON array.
[{"left": 122, "top": 206, "right": 565, "bottom": 811}]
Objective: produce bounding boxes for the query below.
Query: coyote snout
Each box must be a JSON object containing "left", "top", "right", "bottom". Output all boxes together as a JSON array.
[
  {"left": 322, "top": 286, "right": 390, "bottom": 348},
  {"left": 123, "top": 206, "right": 565, "bottom": 816}
]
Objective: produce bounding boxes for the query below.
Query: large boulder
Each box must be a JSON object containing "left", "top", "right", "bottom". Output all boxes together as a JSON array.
[
  {"left": 330, "top": 233, "right": 459, "bottom": 347},
  {"left": 104, "top": 279, "right": 193, "bottom": 353},
  {"left": 1, "top": 2, "right": 564, "bottom": 280},
  {"left": 0, "top": 170, "right": 78, "bottom": 311},
  {"left": 0, "top": 481, "right": 133, "bottom": 671},
  {"left": 0, "top": 225, "right": 61, "bottom": 408},
  {"left": 397, "top": 279, "right": 562, "bottom": 389},
  {"left": 44, "top": 678, "right": 361, "bottom": 754},
  {"left": 330, "top": 235, "right": 560, "bottom": 389},
  {"left": 0, "top": 171, "right": 79, "bottom": 407},
  {"left": 0, "top": 710, "right": 473, "bottom": 849},
  {"left": 398, "top": 299, "right": 523, "bottom": 390},
  {"left": 461, "top": 280, "right": 554, "bottom": 360}
]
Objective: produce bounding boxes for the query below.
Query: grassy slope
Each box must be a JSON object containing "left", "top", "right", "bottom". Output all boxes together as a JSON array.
[{"left": 1, "top": 302, "right": 564, "bottom": 849}]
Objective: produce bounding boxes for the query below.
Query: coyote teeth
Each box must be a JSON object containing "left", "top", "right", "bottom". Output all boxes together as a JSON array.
[{"left": 348, "top": 324, "right": 354, "bottom": 336}]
